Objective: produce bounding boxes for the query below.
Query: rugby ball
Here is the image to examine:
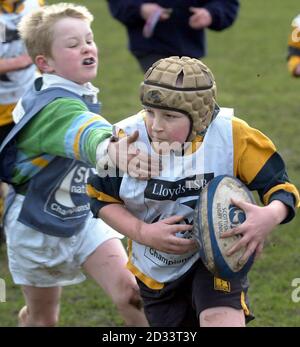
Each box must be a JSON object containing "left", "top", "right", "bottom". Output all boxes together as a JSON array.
[{"left": 193, "top": 175, "right": 256, "bottom": 279}]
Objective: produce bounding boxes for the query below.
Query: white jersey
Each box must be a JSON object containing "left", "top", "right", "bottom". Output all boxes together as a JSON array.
[
  {"left": 0, "top": 0, "right": 42, "bottom": 104},
  {"left": 116, "top": 108, "right": 234, "bottom": 288}
]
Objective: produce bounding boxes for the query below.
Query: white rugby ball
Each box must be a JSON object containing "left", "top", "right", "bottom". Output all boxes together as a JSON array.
[{"left": 193, "top": 175, "right": 255, "bottom": 279}]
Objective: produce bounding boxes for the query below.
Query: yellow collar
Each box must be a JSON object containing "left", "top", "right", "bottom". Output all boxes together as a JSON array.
[{"left": 184, "top": 135, "right": 203, "bottom": 154}]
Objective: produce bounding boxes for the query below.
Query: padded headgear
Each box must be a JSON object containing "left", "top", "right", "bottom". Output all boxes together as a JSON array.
[{"left": 140, "top": 56, "right": 217, "bottom": 141}]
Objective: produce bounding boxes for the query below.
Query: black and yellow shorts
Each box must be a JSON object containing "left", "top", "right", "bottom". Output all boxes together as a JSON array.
[{"left": 137, "top": 259, "right": 254, "bottom": 327}]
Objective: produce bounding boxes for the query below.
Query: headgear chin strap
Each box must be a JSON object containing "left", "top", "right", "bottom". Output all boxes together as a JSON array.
[{"left": 140, "top": 56, "right": 217, "bottom": 141}]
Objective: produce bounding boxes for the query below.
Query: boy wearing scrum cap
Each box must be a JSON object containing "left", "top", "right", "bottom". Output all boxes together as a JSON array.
[{"left": 88, "top": 56, "right": 299, "bottom": 327}]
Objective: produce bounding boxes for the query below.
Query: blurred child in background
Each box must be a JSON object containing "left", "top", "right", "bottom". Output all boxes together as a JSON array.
[
  {"left": 0, "top": 0, "right": 44, "bottom": 245},
  {"left": 287, "top": 13, "right": 300, "bottom": 76}
]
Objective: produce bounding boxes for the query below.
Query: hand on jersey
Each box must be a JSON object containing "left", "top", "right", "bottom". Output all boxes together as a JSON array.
[
  {"left": 108, "top": 130, "right": 161, "bottom": 179},
  {"left": 138, "top": 215, "right": 197, "bottom": 254}
]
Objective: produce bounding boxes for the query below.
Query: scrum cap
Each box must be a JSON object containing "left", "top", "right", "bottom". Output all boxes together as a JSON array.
[{"left": 140, "top": 56, "right": 217, "bottom": 140}]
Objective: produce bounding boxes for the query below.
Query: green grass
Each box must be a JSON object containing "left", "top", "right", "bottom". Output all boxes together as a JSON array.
[{"left": 1, "top": 0, "right": 300, "bottom": 326}]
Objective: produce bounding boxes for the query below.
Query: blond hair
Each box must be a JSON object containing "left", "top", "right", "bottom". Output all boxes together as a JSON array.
[{"left": 18, "top": 2, "right": 93, "bottom": 60}]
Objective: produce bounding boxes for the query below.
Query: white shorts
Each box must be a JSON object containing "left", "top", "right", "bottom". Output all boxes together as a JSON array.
[{"left": 4, "top": 194, "right": 123, "bottom": 287}]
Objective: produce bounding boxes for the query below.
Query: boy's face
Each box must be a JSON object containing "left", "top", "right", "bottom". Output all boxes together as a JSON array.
[
  {"left": 145, "top": 108, "right": 191, "bottom": 149},
  {"left": 46, "top": 17, "right": 98, "bottom": 85}
]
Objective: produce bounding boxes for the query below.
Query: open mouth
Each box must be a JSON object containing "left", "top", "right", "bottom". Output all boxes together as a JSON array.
[{"left": 82, "top": 57, "right": 96, "bottom": 65}]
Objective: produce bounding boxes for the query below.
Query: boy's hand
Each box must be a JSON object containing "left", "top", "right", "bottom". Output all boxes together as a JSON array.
[
  {"left": 140, "top": 3, "right": 171, "bottom": 21},
  {"left": 108, "top": 130, "right": 161, "bottom": 179},
  {"left": 138, "top": 215, "right": 197, "bottom": 254},
  {"left": 189, "top": 7, "right": 212, "bottom": 29},
  {"left": 221, "top": 199, "right": 288, "bottom": 264}
]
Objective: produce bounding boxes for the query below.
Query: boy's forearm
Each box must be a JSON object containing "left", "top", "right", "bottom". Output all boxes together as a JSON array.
[
  {"left": 0, "top": 56, "right": 30, "bottom": 74},
  {"left": 99, "top": 204, "right": 144, "bottom": 242},
  {"left": 0, "top": 58, "right": 17, "bottom": 74},
  {"left": 87, "top": 131, "right": 111, "bottom": 166},
  {"left": 265, "top": 200, "right": 289, "bottom": 225}
]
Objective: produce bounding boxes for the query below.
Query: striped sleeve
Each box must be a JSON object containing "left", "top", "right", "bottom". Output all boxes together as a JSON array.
[
  {"left": 18, "top": 98, "right": 112, "bottom": 166},
  {"left": 288, "top": 15, "right": 300, "bottom": 75},
  {"left": 87, "top": 171, "right": 123, "bottom": 217},
  {"left": 232, "top": 117, "right": 300, "bottom": 223}
]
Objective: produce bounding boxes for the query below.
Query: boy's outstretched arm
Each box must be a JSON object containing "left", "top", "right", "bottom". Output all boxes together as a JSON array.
[
  {"left": 99, "top": 203, "right": 197, "bottom": 255},
  {"left": 19, "top": 98, "right": 160, "bottom": 179}
]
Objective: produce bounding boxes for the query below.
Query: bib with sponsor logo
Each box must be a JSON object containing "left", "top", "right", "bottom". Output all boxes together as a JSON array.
[
  {"left": 116, "top": 108, "right": 234, "bottom": 286},
  {"left": 0, "top": 77, "right": 101, "bottom": 237}
]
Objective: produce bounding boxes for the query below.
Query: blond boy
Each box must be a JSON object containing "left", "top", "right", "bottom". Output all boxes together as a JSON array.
[{"left": 0, "top": 3, "right": 158, "bottom": 327}]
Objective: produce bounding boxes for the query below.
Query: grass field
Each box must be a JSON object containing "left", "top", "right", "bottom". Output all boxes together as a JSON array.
[{"left": 1, "top": 0, "right": 300, "bottom": 326}]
